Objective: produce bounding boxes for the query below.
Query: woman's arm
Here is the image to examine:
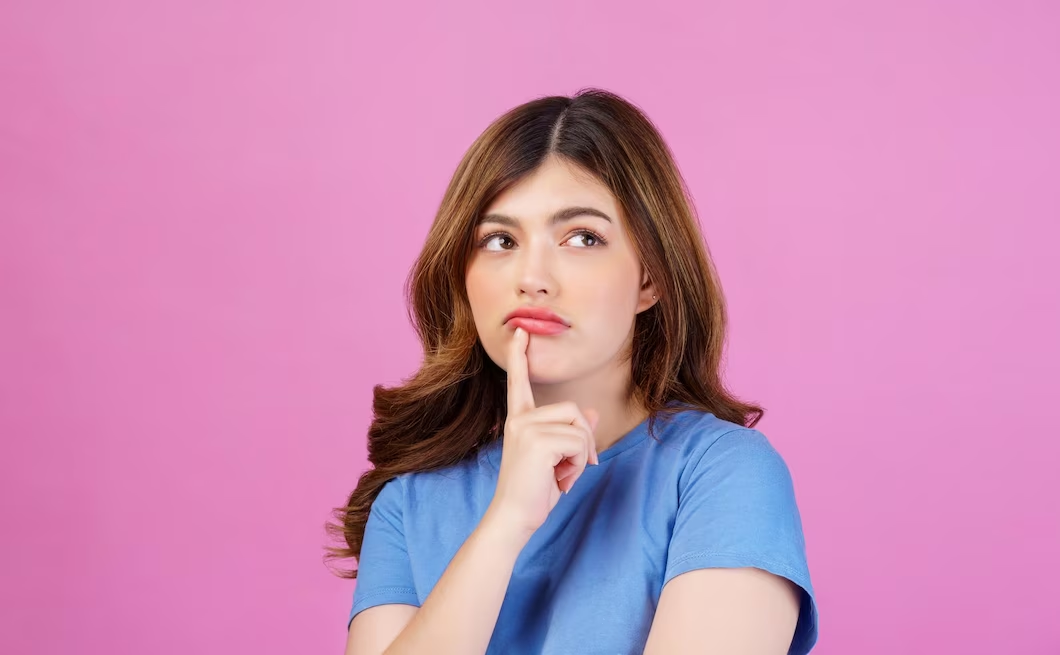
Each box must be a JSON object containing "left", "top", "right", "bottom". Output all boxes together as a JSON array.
[
  {"left": 347, "top": 329, "right": 598, "bottom": 655},
  {"left": 345, "top": 506, "right": 531, "bottom": 655},
  {"left": 643, "top": 567, "right": 800, "bottom": 654},
  {"left": 344, "top": 605, "right": 416, "bottom": 655}
]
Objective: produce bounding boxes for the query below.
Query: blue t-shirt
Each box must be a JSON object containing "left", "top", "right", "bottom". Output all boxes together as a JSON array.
[{"left": 348, "top": 406, "right": 819, "bottom": 654}]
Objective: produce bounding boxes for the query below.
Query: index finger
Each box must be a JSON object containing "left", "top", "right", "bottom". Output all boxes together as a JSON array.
[{"left": 506, "top": 327, "right": 535, "bottom": 416}]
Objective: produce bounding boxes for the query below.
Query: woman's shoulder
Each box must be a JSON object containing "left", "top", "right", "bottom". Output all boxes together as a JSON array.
[
  {"left": 656, "top": 405, "right": 764, "bottom": 449},
  {"left": 367, "top": 447, "right": 497, "bottom": 531},
  {"left": 386, "top": 443, "right": 498, "bottom": 495},
  {"left": 654, "top": 406, "right": 789, "bottom": 475}
]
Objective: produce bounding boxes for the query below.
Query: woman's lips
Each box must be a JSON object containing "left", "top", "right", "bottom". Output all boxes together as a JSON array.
[{"left": 506, "top": 317, "right": 570, "bottom": 336}]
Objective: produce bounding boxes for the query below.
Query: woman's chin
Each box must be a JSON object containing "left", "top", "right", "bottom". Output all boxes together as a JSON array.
[{"left": 525, "top": 357, "right": 577, "bottom": 386}]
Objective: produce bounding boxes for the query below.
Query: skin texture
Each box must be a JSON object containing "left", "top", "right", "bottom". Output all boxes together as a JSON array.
[{"left": 346, "top": 156, "right": 801, "bottom": 655}]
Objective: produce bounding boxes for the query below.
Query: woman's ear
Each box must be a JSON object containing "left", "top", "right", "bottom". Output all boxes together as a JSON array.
[{"left": 636, "top": 272, "right": 659, "bottom": 313}]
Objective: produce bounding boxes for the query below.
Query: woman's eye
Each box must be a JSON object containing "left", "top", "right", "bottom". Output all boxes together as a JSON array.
[
  {"left": 478, "top": 230, "right": 605, "bottom": 251},
  {"left": 481, "top": 234, "right": 515, "bottom": 251},
  {"left": 567, "top": 231, "right": 606, "bottom": 248}
]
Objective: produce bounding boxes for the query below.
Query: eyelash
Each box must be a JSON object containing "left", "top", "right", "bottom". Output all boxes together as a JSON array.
[{"left": 477, "top": 229, "right": 608, "bottom": 250}]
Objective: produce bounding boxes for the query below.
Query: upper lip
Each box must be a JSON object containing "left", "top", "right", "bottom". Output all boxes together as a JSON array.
[{"left": 504, "top": 306, "right": 571, "bottom": 326}]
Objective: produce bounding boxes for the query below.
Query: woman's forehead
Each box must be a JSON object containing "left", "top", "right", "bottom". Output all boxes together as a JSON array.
[{"left": 483, "top": 160, "right": 618, "bottom": 223}]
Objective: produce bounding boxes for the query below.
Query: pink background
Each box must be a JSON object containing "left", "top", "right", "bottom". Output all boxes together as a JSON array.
[{"left": 2, "top": 1, "right": 1058, "bottom": 653}]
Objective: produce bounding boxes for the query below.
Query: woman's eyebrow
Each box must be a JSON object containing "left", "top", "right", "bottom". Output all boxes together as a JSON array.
[{"left": 477, "top": 206, "right": 613, "bottom": 227}]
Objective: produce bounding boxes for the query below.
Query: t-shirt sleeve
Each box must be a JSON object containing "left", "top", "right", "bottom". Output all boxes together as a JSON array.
[
  {"left": 347, "top": 475, "right": 421, "bottom": 629},
  {"left": 664, "top": 427, "right": 819, "bottom": 655}
]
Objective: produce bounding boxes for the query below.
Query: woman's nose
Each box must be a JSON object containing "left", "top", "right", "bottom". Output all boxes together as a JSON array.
[{"left": 515, "top": 240, "right": 556, "bottom": 297}]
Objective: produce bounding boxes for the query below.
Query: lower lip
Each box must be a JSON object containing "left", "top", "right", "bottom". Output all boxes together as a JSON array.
[{"left": 507, "top": 317, "right": 570, "bottom": 336}]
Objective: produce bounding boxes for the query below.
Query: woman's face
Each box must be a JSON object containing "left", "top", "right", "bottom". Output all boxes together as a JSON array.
[{"left": 465, "top": 156, "right": 657, "bottom": 385}]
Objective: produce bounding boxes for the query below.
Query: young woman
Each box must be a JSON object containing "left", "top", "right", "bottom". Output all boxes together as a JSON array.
[{"left": 327, "top": 88, "right": 818, "bottom": 655}]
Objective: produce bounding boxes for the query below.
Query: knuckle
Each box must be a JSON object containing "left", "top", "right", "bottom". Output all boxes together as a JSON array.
[
  {"left": 565, "top": 424, "right": 588, "bottom": 441},
  {"left": 563, "top": 433, "right": 585, "bottom": 451}
]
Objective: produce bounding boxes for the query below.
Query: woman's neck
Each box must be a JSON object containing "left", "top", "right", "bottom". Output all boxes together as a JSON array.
[{"left": 529, "top": 360, "right": 649, "bottom": 453}]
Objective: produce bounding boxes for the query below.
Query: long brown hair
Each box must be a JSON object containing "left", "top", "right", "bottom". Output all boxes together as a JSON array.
[{"left": 325, "top": 88, "right": 763, "bottom": 578}]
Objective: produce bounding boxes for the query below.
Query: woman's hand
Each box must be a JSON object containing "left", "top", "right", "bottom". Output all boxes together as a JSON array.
[{"left": 486, "top": 327, "right": 600, "bottom": 541}]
